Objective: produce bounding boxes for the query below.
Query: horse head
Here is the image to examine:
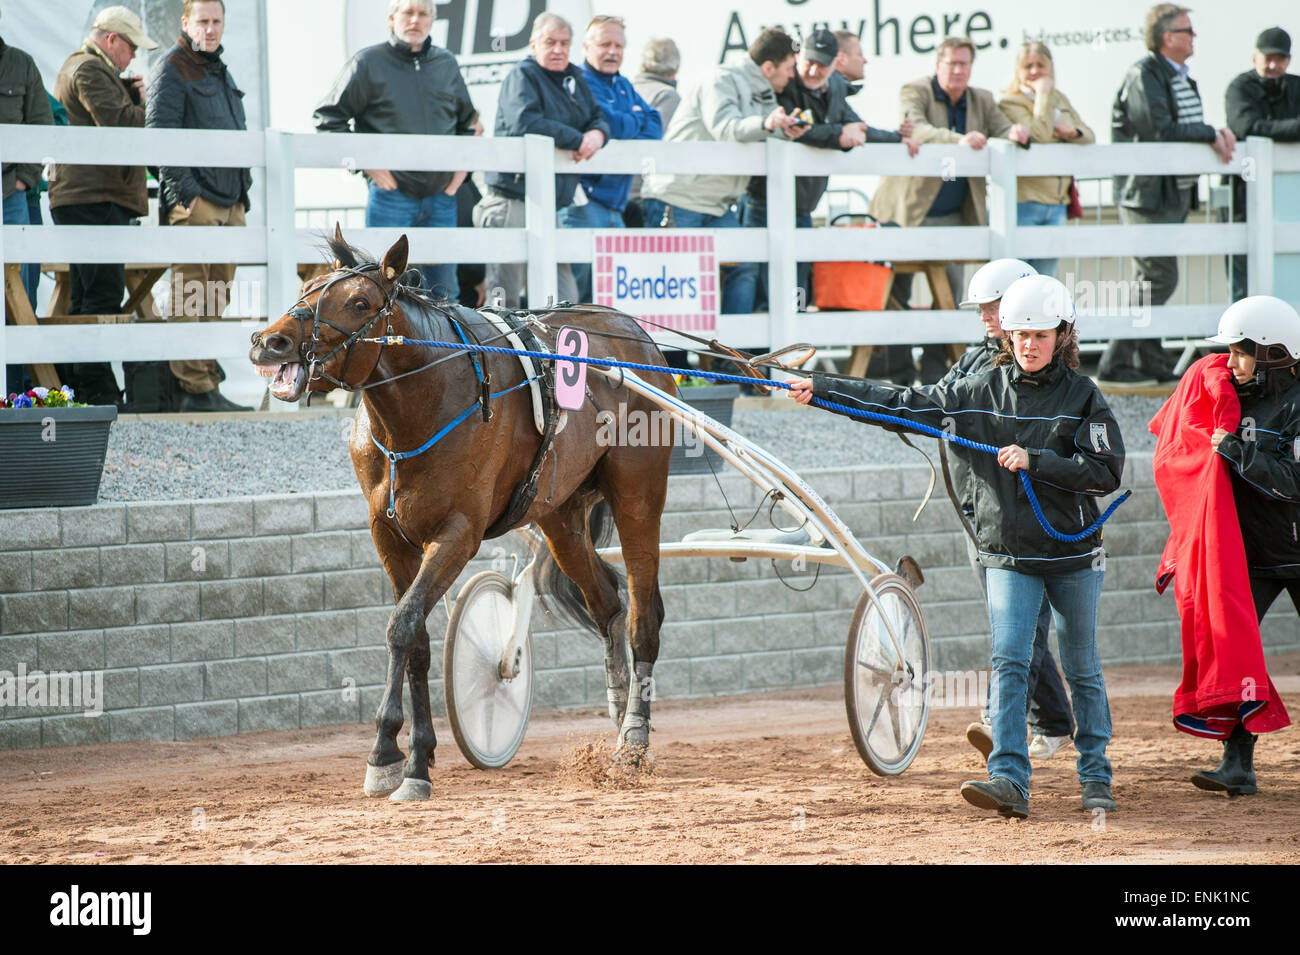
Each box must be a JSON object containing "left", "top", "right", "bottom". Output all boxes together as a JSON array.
[{"left": 249, "top": 224, "right": 410, "bottom": 401}]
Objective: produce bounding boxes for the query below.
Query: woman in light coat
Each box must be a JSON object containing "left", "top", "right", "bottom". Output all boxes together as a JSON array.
[{"left": 998, "top": 42, "right": 1094, "bottom": 277}]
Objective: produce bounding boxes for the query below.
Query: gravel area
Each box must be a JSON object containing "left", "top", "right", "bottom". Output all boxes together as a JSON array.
[{"left": 97, "top": 393, "right": 1167, "bottom": 503}]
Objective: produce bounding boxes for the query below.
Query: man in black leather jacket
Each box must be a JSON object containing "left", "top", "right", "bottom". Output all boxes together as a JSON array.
[
  {"left": 147, "top": 0, "right": 252, "bottom": 412},
  {"left": 1101, "top": 4, "right": 1236, "bottom": 386},
  {"left": 1224, "top": 27, "right": 1300, "bottom": 301},
  {"left": 315, "top": 0, "right": 479, "bottom": 302}
]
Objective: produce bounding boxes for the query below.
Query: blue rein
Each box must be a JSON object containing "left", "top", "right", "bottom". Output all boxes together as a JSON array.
[{"left": 361, "top": 333, "right": 1129, "bottom": 544}]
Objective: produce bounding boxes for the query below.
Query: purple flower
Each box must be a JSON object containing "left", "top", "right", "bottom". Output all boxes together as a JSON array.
[
  {"left": 32, "top": 387, "right": 49, "bottom": 400},
  {"left": 61, "top": 385, "right": 75, "bottom": 400},
  {"left": 13, "top": 394, "right": 32, "bottom": 408}
]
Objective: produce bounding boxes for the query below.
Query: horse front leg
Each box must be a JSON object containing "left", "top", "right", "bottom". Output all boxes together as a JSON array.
[{"left": 365, "top": 515, "right": 475, "bottom": 799}]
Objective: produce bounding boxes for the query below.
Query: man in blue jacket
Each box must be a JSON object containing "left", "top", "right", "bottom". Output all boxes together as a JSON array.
[
  {"left": 562, "top": 15, "right": 662, "bottom": 302},
  {"left": 473, "top": 12, "right": 610, "bottom": 308}
]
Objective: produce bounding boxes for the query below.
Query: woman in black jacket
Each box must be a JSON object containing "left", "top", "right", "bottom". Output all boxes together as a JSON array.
[{"left": 790, "top": 275, "right": 1124, "bottom": 818}]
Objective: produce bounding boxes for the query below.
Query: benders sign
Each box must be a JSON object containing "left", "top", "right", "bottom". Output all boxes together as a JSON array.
[{"left": 593, "top": 233, "right": 717, "bottom": 332}]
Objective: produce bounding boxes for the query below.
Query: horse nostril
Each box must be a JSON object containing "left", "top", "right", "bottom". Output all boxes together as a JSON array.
[{"left": 266, "top": 334, "right": 293, "bottom": 355}]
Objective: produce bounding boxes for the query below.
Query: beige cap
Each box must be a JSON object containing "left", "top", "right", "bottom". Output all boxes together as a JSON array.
[{"left": 91, "top": 5, "right": 160, "bottom": 50}]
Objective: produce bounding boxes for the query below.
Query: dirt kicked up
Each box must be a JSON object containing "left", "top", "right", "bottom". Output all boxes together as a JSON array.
[{"left": 1, "top": 657, "right": 1298, "bottom": 865}]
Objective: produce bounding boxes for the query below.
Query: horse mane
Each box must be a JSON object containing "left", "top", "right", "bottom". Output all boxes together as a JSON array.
[{"left": 316, "top": 232, "right": 464, "bottom": 337}]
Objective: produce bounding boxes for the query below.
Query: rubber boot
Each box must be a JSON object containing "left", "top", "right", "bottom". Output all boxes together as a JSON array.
[{"left": 1191, "top": 723, "right": 1258, "bottom": 796}]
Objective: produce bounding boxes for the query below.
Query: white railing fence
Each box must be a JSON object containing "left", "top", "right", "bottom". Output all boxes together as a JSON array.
[{"left": 2, "top": 125, "right": 1297, "bottom": 406}]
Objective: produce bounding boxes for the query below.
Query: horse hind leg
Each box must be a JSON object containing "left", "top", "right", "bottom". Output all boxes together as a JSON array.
[{"left": 536, "top": 500, "right": 628, "bottom": 729}]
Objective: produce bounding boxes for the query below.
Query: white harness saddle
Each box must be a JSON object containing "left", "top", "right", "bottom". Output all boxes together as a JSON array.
[{"left": 479, "top": 309, "right": 567, "bottom": 436}]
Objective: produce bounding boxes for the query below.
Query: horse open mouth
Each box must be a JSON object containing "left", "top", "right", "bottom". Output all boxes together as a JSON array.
[{"left": 256, "top": 361, "right": 307, "bottom": 401}]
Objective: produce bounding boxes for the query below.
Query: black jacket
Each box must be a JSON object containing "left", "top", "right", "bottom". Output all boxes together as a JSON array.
[
  {"left": 0, "top": 37, "right": 54, "bottom": 199},
  {"left": 747, "top": 72, "right": 900, "bottom": 216},
  {"left": 937, "top": 336, "right": 1003, "bottom": 514},
  {"left": 146, "top": 36, "right": 251, "bottom": 212},
  {"left": 812, "top": 359, "right": 1125, "bottom": 572},
  {"left": 1224, "top": 69, "right": 1300, "bottom": 218},
  {"left": 486, "top": 56, "right": 610, "bottom": 208},
  {"left": 1111, "top": 53, "right": 1215, "bottom": 213},
  {"left": 314, "top": 35, "right": 477, "bottom": 198},
  {"left": 1216, "top": 375, "right": 1300, "bottom": 577}
]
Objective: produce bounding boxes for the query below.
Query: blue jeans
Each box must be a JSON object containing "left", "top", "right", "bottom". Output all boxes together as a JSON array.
[
  {"left": 3, "top": 189, "right": 38, "bottom": 395},
  {"left": 365, "top": 185, "right": 459, "bottom": 301},
  {"left": 558, "top": 197, "right": 624, "bottom": 303},
  {"left": 740, "top": 200, "right": 812, "bottom": 313},
  {"left": 985, "top": 565, "right": 1111, "bottom": 799},
  {"left": 1017, "top": 201, "right": 1067, "bottom": 278},
  {"left": 640, "top": 197, "right": 668, "bottom": 229},
  {"left": 661, "top": 204, "right": 757, "bottom": 316}
]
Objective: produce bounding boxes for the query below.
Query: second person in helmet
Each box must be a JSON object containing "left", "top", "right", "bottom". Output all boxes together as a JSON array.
[{"left": 790, "top": 274, "right": 1124, "bottom": 818}]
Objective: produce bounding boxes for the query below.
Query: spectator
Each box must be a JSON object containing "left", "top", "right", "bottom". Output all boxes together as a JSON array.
[
  {"left": 315, "top": 0, "right": 479, "bottom": 302},
  {"left": 640, "top": 28, "right": 807, "bottom": 317},
  {"left": 473, "top": 11, "right": 609, "bottom": 308},
  {"left": 998, "top": 42, "right": 1095, "bottom": 278},
  {"left": 1102, "top": 3, "right": 1236, "bottom": 386},
  {"left": 49, "top": 5, "right": 159, "bottom": 407},
  {"left": 743, "top": 28, "right": 915, "bottom": 311},
  {"left": 868, "top": 37, "right": 1029, "bottom": 385},
  {"left": 146, "top": 0, "right": 252, "bottom": 413},
  {"left": 564, "top": 15, "right": 662, "bottom": 301},
  {"left": 831, "top": 29, "right": 866, "bottom": 85},
  {"left": 627, "top": 36, "right": 682, "bottom": 229},
  {"left": 0, "top": 19, "right": 54, "bottom": 396},
  {"left": 1225, "top": 27, "right": 1300, "bottom": 301}
]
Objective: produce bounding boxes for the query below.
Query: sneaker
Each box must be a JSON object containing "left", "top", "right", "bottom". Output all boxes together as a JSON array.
[
  {"left": 1028, "top": 734, "right": 1072, "bottom": 760},
  {"left": 960, "top": 776, "right": 1029, "bottom": 818},
  {"left": 1081, "top": 781, "right": 1116, "bottom": 812},
  {"left": 1097, "top": 367, "right": 1157, "bottom": 386},
  {"left": 965, "top": 720, "right": 993, "bottom": 760}
]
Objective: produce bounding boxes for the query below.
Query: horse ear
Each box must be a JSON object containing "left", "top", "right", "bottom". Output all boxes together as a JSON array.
[
  {"left": 381, "top": 234, "right": 410, "bottom": 283},
  {"left": 332, "top": 222, "right": 346, "bottom": 270}
]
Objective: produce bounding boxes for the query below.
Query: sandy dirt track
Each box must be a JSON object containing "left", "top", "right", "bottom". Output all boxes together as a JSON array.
[{"left": 2, "top": 657, "right": 1298, "bottom": 864}]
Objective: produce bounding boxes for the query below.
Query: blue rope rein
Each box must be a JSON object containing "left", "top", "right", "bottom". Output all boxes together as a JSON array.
[{"left": 364, "top": 335, "right": 1129, "bottom": 543}]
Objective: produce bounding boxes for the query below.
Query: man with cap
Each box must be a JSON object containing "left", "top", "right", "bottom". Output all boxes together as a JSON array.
[
  {"left": 742, "top": 28, "right": 916, "bottom": 311},
  {"left": 1225, "top": 28, "right": 1300, "bottom": 301},
  {"left": 146, "top": 0, "right": 252, "bottom": 413},
  {"left": 49, "top": 5, "right": 159, "bottom": 407}
]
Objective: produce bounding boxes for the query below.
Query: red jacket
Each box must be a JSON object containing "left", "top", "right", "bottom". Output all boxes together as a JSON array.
[{"left": 1149, "top": 354, "right": 1291, "bottom": 737}]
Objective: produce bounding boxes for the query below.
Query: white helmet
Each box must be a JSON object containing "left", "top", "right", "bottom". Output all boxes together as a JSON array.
[
  {"left": 1208, "top": 295, "right": 1300, "bottom": 369},
  {"left": 959, "top": 258, "right": 1037, "bottom": 307},
  {"left": 999, "top": 274, "right": 1076, "bottom": 331}
]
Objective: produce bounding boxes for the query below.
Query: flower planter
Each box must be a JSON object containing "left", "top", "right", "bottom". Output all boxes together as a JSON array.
[
  {"left": 0, "top": 406, "right": 117, "bottom": 508},
  {"left": 670, "top": 383, "right": 740, "bottom": 475}
]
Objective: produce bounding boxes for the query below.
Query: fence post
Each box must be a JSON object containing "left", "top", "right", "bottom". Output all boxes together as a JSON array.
[
  {"left": 987, "top": 139, "right": 1018, "bottom": 262},
  {"left": 263, "top": 128, "right": 298, "bottom": 412},
  {"left": 1245, "top": 136, "right": 1275, "bottom": 296},
  {"left": 524, "top": 134, "right": 558, "bottom": 307},
  {"left": 765, "top": 138, "right": 798, "bottom": 352}
]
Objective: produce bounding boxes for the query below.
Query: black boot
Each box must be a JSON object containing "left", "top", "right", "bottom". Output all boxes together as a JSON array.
[{"left": 1191, "top": 723, "right": 1258, "bottom": 796}]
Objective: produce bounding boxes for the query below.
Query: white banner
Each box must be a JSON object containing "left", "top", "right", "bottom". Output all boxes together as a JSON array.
[{"left": 592, "top": 232, "right": 717, "bottom": 332}]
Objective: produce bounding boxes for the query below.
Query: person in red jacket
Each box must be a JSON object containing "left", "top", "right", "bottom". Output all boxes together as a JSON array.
[{"left": 1150, "top": 295, "right": 1298, "bottom": 796}]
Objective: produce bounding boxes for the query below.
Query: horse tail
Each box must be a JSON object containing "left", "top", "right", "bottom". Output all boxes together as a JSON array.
[{"left": 534, "top": 498, "right": 625, "bottom": 636}]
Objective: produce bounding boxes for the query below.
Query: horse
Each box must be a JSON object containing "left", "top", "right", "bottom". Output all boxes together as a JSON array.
[{"left": 248, "top": 228, "right": 675, "bottom": 800}]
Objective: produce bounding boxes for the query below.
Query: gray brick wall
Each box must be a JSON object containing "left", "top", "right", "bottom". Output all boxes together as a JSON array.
[{"left": 2, "top": 463, "right": 1298, "bottom": 749}]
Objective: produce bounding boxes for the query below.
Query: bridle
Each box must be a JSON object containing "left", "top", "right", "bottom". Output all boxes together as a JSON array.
[{"left": 285, "top": 263, "right": 399, "bottom": 393}]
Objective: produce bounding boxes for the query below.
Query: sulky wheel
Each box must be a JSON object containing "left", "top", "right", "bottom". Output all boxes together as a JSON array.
[
  {"left": 443, "top": 571, "right": 533, "bottom": 769},
  {"left": 844, "top": 573, "right": 931, "bottom": 776}
]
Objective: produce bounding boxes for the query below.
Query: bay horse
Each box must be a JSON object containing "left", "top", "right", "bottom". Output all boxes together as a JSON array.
[{"left": 248, "top": 229, "right": 673, "bottom": 800}]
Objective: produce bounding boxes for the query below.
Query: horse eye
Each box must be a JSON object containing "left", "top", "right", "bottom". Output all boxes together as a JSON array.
[{"left": 352, "top": 299, "right": 368, "bottom": 310}]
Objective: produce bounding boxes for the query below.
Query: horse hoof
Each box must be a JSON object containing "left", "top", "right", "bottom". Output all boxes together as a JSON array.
[
  {"left": 363, "top": 760, "right": 406, "bottom": 797},
  {"left": 388, "top": 777, "right": 433, "bottom": 802},
  {"left": 613, "top": 741, "right": 655, "bottom": 772}
]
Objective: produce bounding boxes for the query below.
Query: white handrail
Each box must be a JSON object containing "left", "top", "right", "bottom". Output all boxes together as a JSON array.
[{"left": 2, "top": 127, "right": 1297, "bottom": 385}]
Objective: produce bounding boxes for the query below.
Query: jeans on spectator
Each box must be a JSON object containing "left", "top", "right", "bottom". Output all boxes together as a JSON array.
[
  {"left": 473, "top": 190, "right": 577, "bottom": 308},
  {"left": 1098, "top": 189, "right": 1193, "bottom": 377},
  {"left": 3, "top": 189, "right": 39, "bottom": 395},
  {"left": 1017, "top": 200, "right": 1067, "bottom": 278},
  {"left": 663, "top": 204, "right": 756, "bottom": 316},
  {"left": 968, "top": 536, "right": 1075, "bottom": 738},
  {"left": 985, "top": 565, "right": 1111, "bottom": 799},
  {"left": 639, "top": 197, "right": 668, "bottom": 229},
  {"left": 740, "top": 199, "right": 813, "bottom": 313},
  {"left": 366, "top": 184, "right": 459, "bottom": 301},
  {"left": 558, "top": 197, "right": 624, "bottom": 303},
  {"left": 49, "top": 200, "right": 132, "bottom": 406}
]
